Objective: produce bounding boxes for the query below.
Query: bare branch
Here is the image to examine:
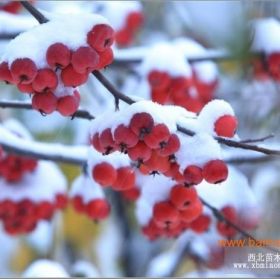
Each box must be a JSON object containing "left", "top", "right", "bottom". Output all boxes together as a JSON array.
[
  {"left": 20, "top": 1, "right": 48, "bottom": 24},
  {"left": 239, "top": 134, "right": 275, "bottom": 143}
]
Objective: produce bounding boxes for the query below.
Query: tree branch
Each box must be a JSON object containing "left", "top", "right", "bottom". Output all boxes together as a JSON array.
[{"left": 20, "top": 1, "right": 48, "bottom": 24}]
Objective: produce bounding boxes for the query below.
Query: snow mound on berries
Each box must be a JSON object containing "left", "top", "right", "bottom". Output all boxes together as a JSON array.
[
  {"left": 96, "top": 1, "right": 142, "bottom": 31},
  {"left": 139, "top": 43, "right": 192, "bottom": 78},
  {"left": 0, "top": 161, "right": 66, "bottom": 203},
  {"left": 251, "top": 18, "right": 280, "bottom": 54},
  {"left": 173, "top": 38, "right": 218, "bottom": 83},
  {"left": 90, "top": 100, "right": 192, "bottom": 136},
  {"left": 70, "top": 174, "right": 105, "bottom": 204},
  {"left": 197, "top": 99, "right": 235, "bottom": 135},
  {"left": 1, "top": 12, "right": 109, "bottom": 68},
  {"left": 23, "top": 259, "right": 68, "bottom": 277},
  {"left": 0, "top": 11, "right": 37, "bottom": 34},
  {"left": 87, "top": 149, "right": 130, "bottom": 169},
  {"left": 176, "top": 133, "right": 222, "bottom": 170}
]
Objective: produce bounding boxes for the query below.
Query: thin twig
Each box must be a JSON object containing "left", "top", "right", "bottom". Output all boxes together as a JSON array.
[
  {"left": 20, "top": 1, "right": 48, "bottom": 24},
  {"left": 239, "top": 134, "right": 275, "bottom": 143},
  {"left": 226, "top": 155, "right": 278, "bottom": 164}
]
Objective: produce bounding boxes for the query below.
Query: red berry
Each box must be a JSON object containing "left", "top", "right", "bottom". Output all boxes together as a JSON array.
[
  {"left": 148, "top": 70, "right": 171, "bottom": 90},
  {"left": 170, "top": 185, "right": 198, "bottom": 210},
  {"left": 115, "top": 29, "right": 133, "bottom": 46},
  {"left": 143, "top": 123, "right": 170, "bottom": 149},
  {"left": 151, "top": 88, "right": 169, "bottom": 104},
  {"left": 61, "top": 64, "right": 88, "bottom": 87},
  {"left": 113, "top": 124, "right": 138, "bottom": 151},
  {"left": 96, "top": 48, "right": 114, "bottom": 69},
  {"left": 268, "top": 52, "right": 280, "bottom": 81},
  {"left": 86, "top": 199, "right": 110, "bottom": 220},
  {"left": 46, "top": 43, "right": 71, "bottom": 69},
  {"left": 144, "top": 151, "right": 170, "bottom": 173},
  {"left": 99, "top": 128, "right": 117, "bottom": 154},
  {"left": 55, "top": 194, "right": 68, "bottom": 209},
  {"left": 32, "top": 69, "right": 58, "bottom": 92},
  {"left": 17, "top": 82, "right": 34, "bottom": 94},
  {"left": 129, "top": 112, "right": 154, "bottom": 138},
  {"left": 0, "top": 62, "right": 13, "bottom": 83},
  {"left": 87, "top": 24, "right": 114, "bottom": 52},
  {"left": 112, "top": 167, "right": 135, "bottom": 191},
  {"left": 202, "top": 160, "right": 228, "bottom": 184},
  {"left": 36, "top": 201, "right": 54, "bottom": 220},
  {"left": 71, "top": 46, "right": 99, "bottom": 73},
  {"left": 92, "top": 162, "right": 117, "bottom": 187},
  {"left": 157, "top": 133, "right": 180, "bottom": 157},
  {"left": 57, "top": 94, "right": 80, "bottom": 116},
  {"left": 31, "top": 91, "right": 58, "bottom": 114},
  {"left": 91, "top": 133, "right": 104, "bottom": 153},
  {"left": 183, "top": 165, "right": 203, "bottom": 186},
  {"left": 164, "top": 162, "right": 185, "bottom": 183},
  {"left": 10, "top": 58, "right": 37, "bottom": 84},
  {"left": 214, "top": 115, "right": 238, "bottom": 137},
  {"left": 127, "top": 141, "right": 152, "bottom": 162},
  {"left": 153, "top": 201, "right": 180, "bottom": 228},
  {"left": 142, "top": 219, "right": 161, "bottom": 240},
  {"left": 217, "top": 206, "right": 237, "bottom": 237},
  {"left": 121, "top": 187, "right": 140, "bottom": 201},
  {"left": 180, "top": 199, "right": 203, "bottom": 223},
  {"left": 126, "top": 11, "right": 143, "bottom": 30},
  {"left": 190, "top": 214, "right": 211, "bottom": 233},
  {"left": 72, "top": 196, "right": 85, "bottom": 213}
]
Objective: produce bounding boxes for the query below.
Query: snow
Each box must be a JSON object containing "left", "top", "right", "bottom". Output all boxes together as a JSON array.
[
  {"left": 0, "top": 161, "right": 66, "bottom": 202},
  {"left": 176, "top": 133, "right": 222, "bottom": 170},
  {"left": 197, "top": 99, "right": 235, "bottom": 136},
  {"left": 2, "top": 118, "right": 33, "bottom": 140},
  {"left": 135, "top": 197, "right": 153, "bottom": 226},
  {"left": 70, "top": 174, "right": 105, "bottom": 204},
  {"left": 72, "top": 260, "right": 100, "bottom": 277},
  {"left": 251, "top": 18, "right": 280, "bottom": 54},
  {"left": 139, "top": 43, "right": 192, "bottom": 78},
  {"left": 1, "top": 12, "right": 109, "bottom": 69},
  {"left": 22, "top": 259, "right": 68, "bottom": 277}
]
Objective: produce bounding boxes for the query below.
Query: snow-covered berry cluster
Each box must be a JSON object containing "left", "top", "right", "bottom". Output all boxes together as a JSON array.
[
  {"left": 137, "top": 41, "right": 218, "bottom": 113},
  {"left": 93, "top": 1, "right": 143, "bottom": 47},
  {"left": 0, "top": 13, "right": 115, "bottom": 116},
  {"left": 70, "top": 174, "right": 110, "bottom": 221}
]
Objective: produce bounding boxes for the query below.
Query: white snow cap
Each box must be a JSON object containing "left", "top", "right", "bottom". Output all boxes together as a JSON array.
[
  {"left": 23, "top": 259, "right": 68, "bottom": 278},
  {"left": 173, "top": 38, "right": 218, "bottom": 83},
  {"left": 176, "top": 133, "right": 222, "bottom": 170},
  {"left": 251, "top": 18, "right": 280, "bottom": 54},
  {"left": 70, "top": 174, "right": 105, "bottom": 204},
  {"left": 1, "top": 12, "right": 109, "bottom": 68},
  {"left": 197, "top": 99, "right": 235, "bottom": 136},
  {"left": 0, "top": 161, "right": 67, "bottom": 203},
  {"left": 139, "top": 42, "right": 192, "bottom": 78}
]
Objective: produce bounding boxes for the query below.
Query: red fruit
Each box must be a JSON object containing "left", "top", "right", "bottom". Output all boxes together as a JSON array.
[
  {"left": 129, "top": 112, "right": 154, "bottom": 138},
  {"left": 144, "top": 151, "right": 170, "bottom": 173},
  {"left": 46, "top": 43, "right": 71, "bottom": 69},
  {"left": 87, "top": 24, "right": 114, "bottom": 52},
  {"left": 55, "top": 194, "right": 68, "bottom": 209},
  {"left": 92, "top": 162, "right": 117, "bottom": 187},
  {"left": 112, "top": 167, "right": 135, "bottom": 191},
  {"left": 142, "top": 220, "right": 162, "bottom": 240},
  {"left": 57, "top": 94, "right": 80, "bottom": 116},
  {"left": 121, "top": 187, "right": 140, "bottom": 201},
  {"left": 91, "top": 133, "right": 104, "bottom": 153},
  {"left": 61, "top": 64, "right": 88, "bottom": 87},
  {"left": 190, "top": 214, "right": 211, "bottom": 233},
  {"left": 183, "top": 165, "right": 203, "bottom": 186},
  {"left": 36, "top": 201, "right": 54, "bottom": 220},
  {"left": 17, "top": 82, "right": 34, "bottom": 94},
  {"left": 268, "top": 52, "right": 280, "bottom": 81},
  {"left": 99, "top": 128, "right": 117, "bottom": 153},
  {"left": 143, "top": 123, "right": 170, "bottom": 149},
  {"left": 194, "top": 77, "right": 217, "bottom": 103},
  {"left": 170, "top": 185, "right": 198, "bottom": 210},
  {"left": 180, "top": 199, "right": 203, "bottom": 223},
  {"left": 32, "top": 69, "right": 58, "bottom": 92},
  {"left": 0, "top": 62, "right": 13, "bottom": 83},
  {"left": 126, "top": 11, "right": 143, "bottom": 30},
  {"left": 96, "top": 48, "right": 114, "bottom": 69},
  {"left": 31, "top": 91, "right": 58, "bottom": 114},
  {"left": 148, "top": 70, "right": 171, "bottom": 90},
  {"left": 113, "top": 124, "right": 138, "bottom": 151},
  {"left": 17, "top": 199, "right": 34, "bottom": 218},
  {"left": 0, "top": 200, "right": 17, "bottom": 220},
  {"left": 157, "top": 133, "right": 180, "bottom": 156},
  {"left": 202, "top": 160, "right": 228, "bottom": 184},
  {"left": 151, "top": 88, "right": 169, "bottom": 104},
  {"left": 164, "top": 162, "right": 184, "bottom": 183},
  {"left": 10, "top": 58, "right": 37, "bottom": 84},
  {"left": 71, "top": 46, "right": 99, "bottom": 73},
  {"left": 127, "top": 141, "right": 152, "bottom": 162},
  {"left": 72, "top": 196, "right": 85, "bottom": 213},
  {"left": 1, "top": 2, "right": 21, "bottom": 14},
  {"left": 217, "top": 206, "right": 237, "bottom": 237},
  {"left": 86, "top": 199, "right": 110, "bottom": 220},
  {"left": 153, "top": 201, "right": 180, "bottom": 228},
  {"left": 115, "top": 29, "right": 133, "bottom": 46},
  {"left": 214, "top": 115, "right": 238, "bottom": 138}
]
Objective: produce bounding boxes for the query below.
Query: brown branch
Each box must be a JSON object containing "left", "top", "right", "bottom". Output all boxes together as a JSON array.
[
  {"left": 226, "top": 155, "right": 277, "bottom": 164},
  {"left": 20, "top": 1, "right": 48, "bottom": 24},
  {"left": 239, "top": 134, "right": 275, "bottom": 143}
]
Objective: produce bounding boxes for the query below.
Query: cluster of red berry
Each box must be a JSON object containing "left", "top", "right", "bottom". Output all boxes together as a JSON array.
[
  {"left": 147, "top": 69, "right": 217, "bottom": 113},
  {"left": 115, "top": 11, "right": 143, "bottom": 46},
  {"left": 142, "top": 184, "right": 211, "bottom": 240},
  {"left": 0, "top": 153, "right": 37, "bottom": 182},
  {"left": 0, "top": 23, "right": 115, "bottom": 116},
  {"left": 0, "top": 194, "right": 67, "bottom": 235}
]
